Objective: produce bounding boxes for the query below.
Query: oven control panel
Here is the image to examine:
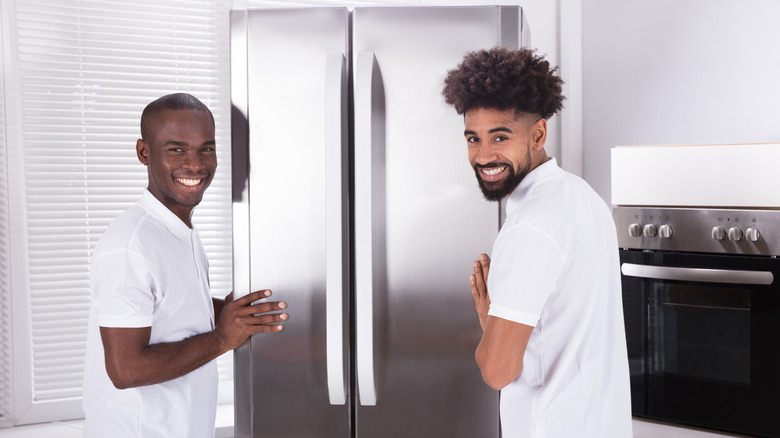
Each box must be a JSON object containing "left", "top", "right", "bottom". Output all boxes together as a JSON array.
[{"left": 613, "top": 207, "right": 780, "bottom": 256}]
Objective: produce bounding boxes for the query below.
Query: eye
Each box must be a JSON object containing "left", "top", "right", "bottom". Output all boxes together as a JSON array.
[
  {"left": 466, "top": 136, "right": 479, "bottom": 144},
  {"left": 494, "top": 135, "right": 508, "bottom": 142}
]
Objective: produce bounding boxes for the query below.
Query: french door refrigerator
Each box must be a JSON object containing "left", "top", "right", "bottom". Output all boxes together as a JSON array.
[{"left": 230, "top": 6, "right": 527, "bottom": 437}]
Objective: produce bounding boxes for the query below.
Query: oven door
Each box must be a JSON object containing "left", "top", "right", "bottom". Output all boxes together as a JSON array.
[{"left": 620, "top": 249, "right": 780, "bottom": 437}]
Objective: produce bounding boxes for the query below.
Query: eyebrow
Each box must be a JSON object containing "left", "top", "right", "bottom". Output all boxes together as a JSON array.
[
  {"left": 164, "top": 140, "right": 216, "bottom": 147},
  {"left": 463, "top": 127, "right": 514, "bottom": 136}
]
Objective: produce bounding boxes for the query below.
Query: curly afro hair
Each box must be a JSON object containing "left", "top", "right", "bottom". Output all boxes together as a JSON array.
[{"left": 442, "top": 47, "right": 564, "bottom": 120}]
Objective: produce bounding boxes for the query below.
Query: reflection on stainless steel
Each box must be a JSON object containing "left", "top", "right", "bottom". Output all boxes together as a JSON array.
[
  {"left": 232, "top": 6, "right": 527, "bottom": 437},
  {"left": 236, "top": 8, "right": 352, "bottom": 438}
]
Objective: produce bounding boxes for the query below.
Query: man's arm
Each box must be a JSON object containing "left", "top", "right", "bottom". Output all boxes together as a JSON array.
[
  {"left": 101, "top": 289, "right": 286, "bottom": 389},
  {"left": 470, "top": 254, "right": 533, "bottom": 391}
]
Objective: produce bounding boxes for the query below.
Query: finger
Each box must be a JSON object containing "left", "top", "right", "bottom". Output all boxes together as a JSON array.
[
  {"left": 245, "top": 300, "right": 287, "bottom": 316},
  {"left": 251, "top": 323, "right": 285, "bottom": 334},
  {"left": 479, "top": 253, "right": 491, "bottom": 280},
  {"left": 470, "top": 274, "right": 480, "bottom": 302},
  {"left": 247, "top": 311, "right": 288, "bottom": 326},
  {"left": 472, "top": 260, "right": 487, "bottom": 295},
  {"left": 234, "top": 289, "right": 272, "bottom": 306},
  {"left": 224, "top": 291, "right": 234, "bottom": 303}
]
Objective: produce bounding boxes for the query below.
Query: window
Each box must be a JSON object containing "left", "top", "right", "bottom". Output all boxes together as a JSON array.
[
  {"left": 0, "top": 7, "right": 12, "bottom": 428},
  {"left": 0, "top": 0, "right": 233, "bottom": 425}
]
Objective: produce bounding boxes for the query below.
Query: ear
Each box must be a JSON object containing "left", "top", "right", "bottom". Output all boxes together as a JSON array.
[
  {"left": 136, "top": 139, "right": 150, "bottom": 165},
  {"left": 531, "top": 118, "right": 547, "bottom": 151}
]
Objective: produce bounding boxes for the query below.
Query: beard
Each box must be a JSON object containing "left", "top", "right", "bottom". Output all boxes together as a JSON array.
[{"left": 473, "top": 148, "right": 533, "bottom": 202}]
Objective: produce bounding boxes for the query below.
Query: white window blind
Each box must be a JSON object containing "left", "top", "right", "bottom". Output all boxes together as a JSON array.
[
  {"left": 0, "top": 6, "right": 12, "bottom": 429},
  {"left": 1, "top": 0, "right": 234, "bottom": 425}
]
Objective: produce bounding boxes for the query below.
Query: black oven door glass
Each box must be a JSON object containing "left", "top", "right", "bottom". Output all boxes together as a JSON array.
[
  {"left": 620, "top": 249, "right": 780, "bottom": 438},
  {"left": 652, "top": 282, "right": 750, "bottom": 385}
]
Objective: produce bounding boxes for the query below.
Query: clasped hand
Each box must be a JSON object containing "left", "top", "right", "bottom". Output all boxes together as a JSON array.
[{"left": 470, "top": 253, "right": 491, "bottom": 331}]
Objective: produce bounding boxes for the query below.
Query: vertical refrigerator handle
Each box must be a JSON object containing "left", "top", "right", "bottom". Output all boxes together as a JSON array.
[
  {"left": 325, "top": 52, "right": 347, "bottom": 406},
  {"left": 355, "top": 51, "right": 382, "bottom": 407}
]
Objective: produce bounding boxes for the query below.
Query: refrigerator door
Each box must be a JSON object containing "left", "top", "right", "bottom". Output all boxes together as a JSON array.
[
  {"left": 352, "top": 6, "right": 520, "bottom": 437},
  {"left": 231, "top": 8, "right": 351, "bottom": 438}
]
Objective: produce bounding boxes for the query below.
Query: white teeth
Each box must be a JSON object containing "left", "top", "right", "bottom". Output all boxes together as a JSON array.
[
  {"left": 177, "top": 178, "right": 201, "bottom": 186},
  {"left": 482, "top": 167, "right": 505, "bottom": 176}
]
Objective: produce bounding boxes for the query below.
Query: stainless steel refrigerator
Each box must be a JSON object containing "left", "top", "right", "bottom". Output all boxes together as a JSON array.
[{"left": 230, "top": 6, "right": 527, "bottom": 437}]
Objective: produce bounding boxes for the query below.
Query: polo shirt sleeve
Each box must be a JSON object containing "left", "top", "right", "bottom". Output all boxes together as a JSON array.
[
  {"left": 91, "top": 246, "right": 155, "bottom": 328},
  {"left": 487, "top": 222, "right": 565, "bottom": 327}
]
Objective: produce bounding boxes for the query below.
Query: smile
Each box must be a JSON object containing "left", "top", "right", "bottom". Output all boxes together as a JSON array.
[
  {"left": 478, "top": 165, "right": 508, "bottom": 182},
  {"left": 176, "top": 177, "right": 203, "bottom": 187},
  {"left": 481, "top": 166, "right": 506, "bottom": 176}
]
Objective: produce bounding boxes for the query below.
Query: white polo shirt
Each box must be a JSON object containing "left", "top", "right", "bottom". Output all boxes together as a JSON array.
[
  {"left": 487, "top": 158, "right": 632, "bottom": 438},
  {"left": 83, "top": 189, "right": 218, "bottom": 438}
]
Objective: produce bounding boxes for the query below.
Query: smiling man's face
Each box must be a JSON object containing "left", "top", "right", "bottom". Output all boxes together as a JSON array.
[
  {"left": 464, "top": 107, "right": 546, "bottom": 202},
  {"left": 136, "top": 108, "right": 217, "bottom": 226}
]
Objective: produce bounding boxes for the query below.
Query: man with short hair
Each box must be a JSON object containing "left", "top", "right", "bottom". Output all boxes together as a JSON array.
[
  {"left": 83, "top": 93, "right": 288, "bottom": 438},
  {"left": 442, "top": 48, "right": 632, "bottom": 437}
]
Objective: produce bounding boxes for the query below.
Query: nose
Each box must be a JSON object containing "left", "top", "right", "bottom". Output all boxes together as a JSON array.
[
  {"left": 182, "top": 150, "right": 207, "bottom": 173},
  {"left": 471, "top": 143, "right": 497, "bottom": 166}
]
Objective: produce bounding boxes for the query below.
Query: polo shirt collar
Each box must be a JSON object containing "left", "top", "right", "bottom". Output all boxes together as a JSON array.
[
  {"left": 505, "top": 157, "right": 560, "bottom": 217},
  {"left": 139, "top": 189, "right": 193, "bottom": 240}
]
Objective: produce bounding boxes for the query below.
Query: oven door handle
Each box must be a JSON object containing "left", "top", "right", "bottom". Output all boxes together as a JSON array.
[{"left": 621, "top": 263, "right": 774, "bottom": 285}]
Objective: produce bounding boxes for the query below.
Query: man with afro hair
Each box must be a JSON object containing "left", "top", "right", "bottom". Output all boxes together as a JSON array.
[{"left": 443, "top": 47, "right": 632, "bottom": 437}]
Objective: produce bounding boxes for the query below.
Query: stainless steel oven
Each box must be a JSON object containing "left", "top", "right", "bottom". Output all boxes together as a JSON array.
[{"left": 614, "top": 207, "right": 780, "bottom": 438}]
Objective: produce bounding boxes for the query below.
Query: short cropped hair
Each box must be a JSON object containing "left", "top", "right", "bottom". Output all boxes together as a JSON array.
[
  {"left": 140, "top": 93, "right": 214, "bottom": 141},
  {"left": 442, "top": 47, "right": 564, "bottom": 120}
]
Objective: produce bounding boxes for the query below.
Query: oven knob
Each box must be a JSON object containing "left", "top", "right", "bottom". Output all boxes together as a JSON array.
[
  {"left": 746, "top": 227, "right": 761, "bottom": 242},
  {"left": 628, "top": 223, "right": 642, "bottom": 237},
  {"left": 643, "top": 224, "right": 657, "bottom": 238},
  {"left": 711, "top": 226, "right": 726, "bottom": 241},
  {"left": 659, "top": 224, "right": 673, "bottom": 239},
  {"left": 728, "top": 227, "right": 743, "bottom": 242}
]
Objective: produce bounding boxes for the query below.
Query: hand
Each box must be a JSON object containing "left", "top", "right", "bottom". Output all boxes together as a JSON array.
[
  {"left": 214, "top": 289, "right": 288, "bottom": 351},
  {"left": 470, "top": 253, "right": 491, "bottom": 331},
  {"left": 212, "top": 291, "right": 234, "bottom": 319},
  {"left": 100, "top": 289, "right": 288, "bottom": 389}
]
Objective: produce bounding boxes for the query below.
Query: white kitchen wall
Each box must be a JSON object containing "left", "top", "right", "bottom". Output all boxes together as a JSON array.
[{"left": 582, "top": 0, "right": 780, "bottom": 204}]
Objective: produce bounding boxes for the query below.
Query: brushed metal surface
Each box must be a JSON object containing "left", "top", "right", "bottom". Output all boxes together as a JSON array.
[
  {"left": 613, "top": 206, "right": 780, "bottom": 256},
  {"left": 351, "top": 6, "right": 516, "bottom": 437},
  {"left": 238, "top": 7, "right": 351, "bottom": 437},
  {"left": 233, "top": 6, "right": 522, "bottom": 437}
]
